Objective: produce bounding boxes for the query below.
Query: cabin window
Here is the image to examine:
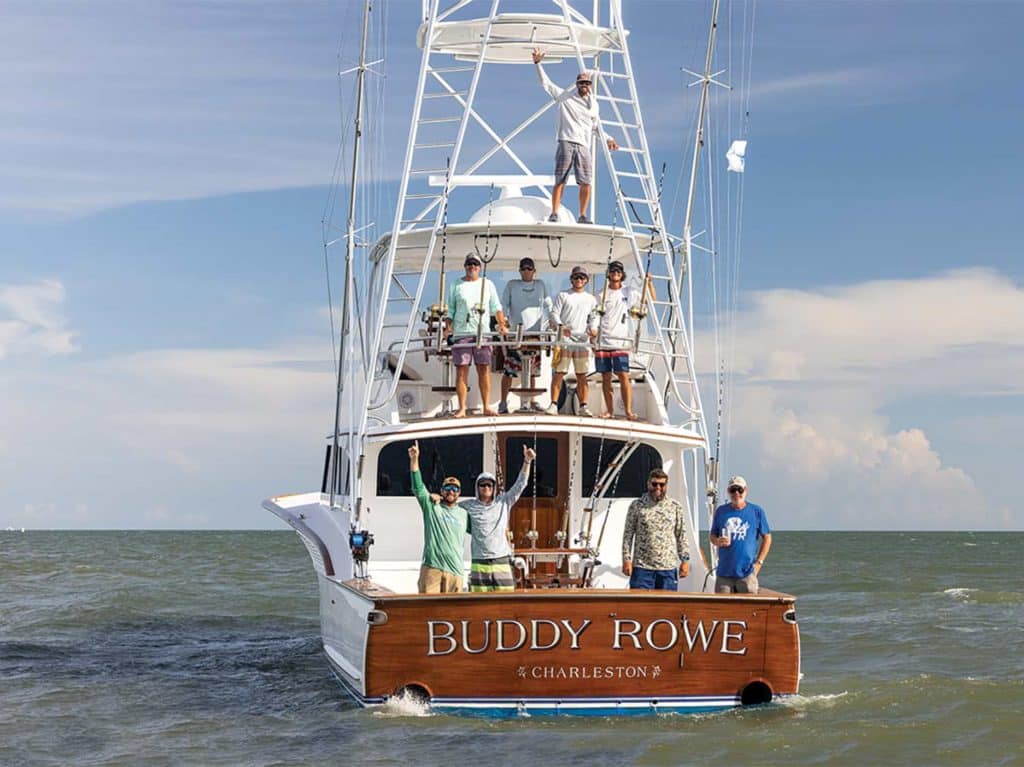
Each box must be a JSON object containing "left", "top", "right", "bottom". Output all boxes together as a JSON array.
[
  {"left": 580, "top": 439, "right": 663, "bottom": 498},
  {"left": 376, "top": 435, "right": 484, "bottom": 496},
  {"left": 503, "top": 436, "right": 559, "bottom": 498}
]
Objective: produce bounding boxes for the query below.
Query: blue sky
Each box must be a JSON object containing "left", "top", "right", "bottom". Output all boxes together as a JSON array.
[{"left": 2, "top": 1, "right": 1022, "bottom": 530}]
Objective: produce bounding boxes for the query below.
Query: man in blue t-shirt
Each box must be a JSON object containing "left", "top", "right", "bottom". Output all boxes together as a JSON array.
[{"left": 710, "top": 475, "right": 772, "bottom": 594}]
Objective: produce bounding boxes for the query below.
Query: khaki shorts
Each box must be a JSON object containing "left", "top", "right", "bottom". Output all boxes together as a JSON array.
[
  {"left": 553, "top": 347, "right": 591, "bottom": 374},
  {"left": 418, "top": 565, "right": 464, "bottom": 594},
  {"left": 714, "top": 573, "right": 759, "bottom": 594}
]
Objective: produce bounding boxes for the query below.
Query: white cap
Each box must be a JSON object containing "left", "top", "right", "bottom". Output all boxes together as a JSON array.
[{"left": 727, "top": 475, "right": 747, "bottom": 490}]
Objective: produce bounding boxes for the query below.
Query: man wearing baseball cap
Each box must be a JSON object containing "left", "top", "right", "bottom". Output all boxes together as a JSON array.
[
  {"left": 498, "top": 256, "right": 549, "bottom": 414},
  {"left": 532, "top": 47, "right": 618, "bottom": 224},
  {"left": 445, "top": 253, "right": 508, "bottom": 417},
  {"left": 710, "top": 475, "right": 773, "bottom": 594},
  {"left": 459, "top": 444, "right": 536, "bottom": 592},
  {"left": 408, "top": 440, "right": 468, "bottom": 593},
  {"left": 546, "top": 264, "right": 597, "bottom": 416}
]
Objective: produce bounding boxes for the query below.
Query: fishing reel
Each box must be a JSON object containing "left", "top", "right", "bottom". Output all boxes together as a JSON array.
[
  {"left": 422, "top": 303, "right": 447, "bottom": 329},
  {"left": 349, "top": 528, "right": 375, "bottom": 564},
  {"left": 629, "top": 305, "right": 648, "bottom": 320}
]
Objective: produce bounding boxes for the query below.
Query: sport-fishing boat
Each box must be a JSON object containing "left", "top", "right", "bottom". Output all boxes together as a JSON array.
[{"left": 265, "top": 0, "right": 800, "bottom": 716}]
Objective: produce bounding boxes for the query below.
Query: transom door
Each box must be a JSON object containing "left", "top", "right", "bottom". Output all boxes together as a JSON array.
[{"left": 499, "top": 433, "right": 569, "bottom": 549}]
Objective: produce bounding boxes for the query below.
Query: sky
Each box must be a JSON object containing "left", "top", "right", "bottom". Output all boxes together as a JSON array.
[{"left": 2, "top": 0, "right": 1022, "bottom": 530}]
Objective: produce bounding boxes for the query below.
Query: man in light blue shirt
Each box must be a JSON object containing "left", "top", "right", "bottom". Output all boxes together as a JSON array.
[{"left": 445, "top": 253, "right": 507, "bottom": 418}]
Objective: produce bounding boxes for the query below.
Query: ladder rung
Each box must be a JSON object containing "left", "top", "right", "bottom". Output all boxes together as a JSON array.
[
  {"left": 413, "top": 142, "right": 456, "bottom": 149},
  {"left": 404, "top": 193, "right": 439, "bottom": 199},
  {"left": 604, "top": 120, "right": 639, "bottom": 129},
  {"left": 622, "top": 196, "right": 652, "bottom": 204},
  {"left": 598, "top": 71, "right": 631, "bottom": 79},
  {"left": 419, "top": 117, "right": 462, "bottom": 124},
  {"left": 423, "top": 91, "right": 468, "bottom": 99},
  {"left": 597, "top": 95, "right": 634, "bottom": 104},
  {"left": 429, "top": 66, "right": 476, "bottom": 74},
  {"left": 409, "top": 168, "right": 448, "bottom": 175},
  {"left": 615, "top": 171, "right": 645, "bottom": 178},
  {"left": 615, "top": 147, "right": 644, "bottom": 154}
]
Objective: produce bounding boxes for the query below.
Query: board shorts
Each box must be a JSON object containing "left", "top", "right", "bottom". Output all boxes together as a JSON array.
[
  {"left": 418, "top": 565, "right": 464, "bottom": 594},
  {"left": 451, "top": 336, "right": 493, "bottom": 367},
  {"left": 469, "top": 556, "right": 515, "bottom": 592},
  {"left": 554, "top": 140, "right": 593, "bottom": 186},
  {"left": 594, "top": 349, "right": 629, "bottom": 373},
  {"left": 502, "top": 334, "right": 541, "bottom": 378},
  {"left": 553, "top": 346, "right": 591, "bottom": 374}
]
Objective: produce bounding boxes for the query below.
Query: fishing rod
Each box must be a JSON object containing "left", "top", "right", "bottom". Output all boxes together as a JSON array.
[
  {"left": 632, "top": 162, "right": 668, "bottom": 353},
  {"left": 593, "top": 203, "right": 620, "bottom": 347},
  {"left": 432, "top": 158, "right": 452, "bottom": 353},
  {"left": 474, "top": 183, "right": 497, "bottom": 349}
]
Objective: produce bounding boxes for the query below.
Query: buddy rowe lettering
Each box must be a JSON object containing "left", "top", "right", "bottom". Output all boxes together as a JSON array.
[{"left": 426, "top": 617, "right": 748, "bottom": 657}]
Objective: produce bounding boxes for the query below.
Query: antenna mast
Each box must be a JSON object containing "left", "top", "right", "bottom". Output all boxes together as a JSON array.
[{"left": 330, "top": 0, "right": 373, "bottom": 510}]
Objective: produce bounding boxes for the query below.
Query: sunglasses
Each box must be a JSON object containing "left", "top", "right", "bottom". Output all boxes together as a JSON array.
[
  {"left": 578, "top": 81, "right": 592, "bottom": 86},
  {"left": 441, "top": 484, "right": 460, "bottom": 492},
  {"left": 477, "top": 482, "right": 495, "bottom": 489},
  {"left": 520, "top": 266, "right": 535, "bottom": 271},
  {"left": 465, "top": 263, "right": 481, "bottom": 268},
  {"left": 728, "top": 486, "right": 745, "bottom": 493},
  {"left": 649, "top": 480, "right": 667, "bottom": 487},
  {"left": 571, "top": 275, "right": 588, "bottom": 281}
]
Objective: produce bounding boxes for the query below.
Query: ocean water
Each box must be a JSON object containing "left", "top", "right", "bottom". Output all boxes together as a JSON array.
[{"left": 1, "top": 530, "right": 1022, "bottom": 767}]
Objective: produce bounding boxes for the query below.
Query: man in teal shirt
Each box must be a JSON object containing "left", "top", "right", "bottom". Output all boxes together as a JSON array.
[{"left": 408, "top": 440, "right": 468, "bottom": 592}]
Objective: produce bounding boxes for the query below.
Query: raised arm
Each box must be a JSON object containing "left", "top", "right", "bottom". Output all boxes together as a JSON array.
[
  {"left": 503, "top": 444, "right": 536, "bottom": 506},
  {"left": 408, "top": 441, "right": 431, "bottom": 510},
  {"left": 532, "top": 48, "right": 561, "bottom": 99}
]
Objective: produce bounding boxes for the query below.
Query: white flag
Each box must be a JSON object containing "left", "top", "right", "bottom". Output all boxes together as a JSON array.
[{"left": 726, "top": 140, "right": 747, "bottom": 173}]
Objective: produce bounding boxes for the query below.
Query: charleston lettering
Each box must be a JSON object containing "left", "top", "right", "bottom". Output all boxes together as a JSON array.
[{"left": 427, "top": 617, "right": 747, "bottom": 656}]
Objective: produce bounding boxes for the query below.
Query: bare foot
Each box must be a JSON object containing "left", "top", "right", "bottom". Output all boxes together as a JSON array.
[
  {"left": 482, "top": 408, "right": 499, "bottom": 416},
  {"left": 601, "top": 411, "right": 614, "bottom": 419},
  {"left": 626, "top": 412, "right": 640, "bottom": 421},
  {"left": 453, "top": 410, "right": 466, "bottom": 419}
]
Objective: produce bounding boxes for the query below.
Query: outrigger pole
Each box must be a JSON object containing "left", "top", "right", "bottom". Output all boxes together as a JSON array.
[
  {"left": 331, "top": 0, "right": 373, "bottom": 511},
  {"left": 673, "top": 0, "right": 725, "bottom": 550}
]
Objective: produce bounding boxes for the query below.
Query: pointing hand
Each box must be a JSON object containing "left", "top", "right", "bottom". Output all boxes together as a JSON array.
[
  {"left": 408, "top": 440, "right": 420, "bottom": 459},
  {"left": 532, "top": 47, "right": 545, "bottom": 64},
  {"left": 523, "top": 445, "right": 536, "bottom": 462}
]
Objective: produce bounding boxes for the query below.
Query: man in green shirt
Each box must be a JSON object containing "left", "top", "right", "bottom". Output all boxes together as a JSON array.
[{"left": 408, "top": 440, "right": 468, "bottom": 592}]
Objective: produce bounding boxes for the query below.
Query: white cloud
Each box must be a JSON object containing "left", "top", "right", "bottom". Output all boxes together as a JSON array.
[
  {"left": 0, "top": 280, "right": 78, "bottom": 359},
  {"left": 0, "top": 340, "right": 336, "bottom": 529},
  {"left": 718, "top": 269, "right": 1022, "bottom": 529}
]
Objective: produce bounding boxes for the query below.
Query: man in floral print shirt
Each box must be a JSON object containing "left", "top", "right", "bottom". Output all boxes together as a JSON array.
[{"left": 621, "top": 469, "right": 690, "bottom": 590}]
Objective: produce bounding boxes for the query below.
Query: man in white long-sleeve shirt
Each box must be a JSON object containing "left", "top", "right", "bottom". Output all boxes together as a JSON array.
[{"left": 532, "top": 47, "right": 618, "bottom": 224}]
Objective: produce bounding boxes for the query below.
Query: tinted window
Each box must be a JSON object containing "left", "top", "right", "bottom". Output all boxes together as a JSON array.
[
  {"left": 580, "top": 438, "right": 662, "bottom": 498},
  {"left": 504, "top": 436, "right": 559, "bottom": 498},
  {"left": 376, "top": 435, "right": 484, "bottom": 496}
]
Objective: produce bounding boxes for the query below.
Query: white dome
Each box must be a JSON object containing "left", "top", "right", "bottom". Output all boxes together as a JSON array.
[{"left": 469, "top": 196, "right": 556, "bottom": 225}]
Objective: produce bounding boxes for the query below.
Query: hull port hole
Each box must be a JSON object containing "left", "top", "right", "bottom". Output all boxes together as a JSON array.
[{"left": 740, "top": 681, "right": 773, "bottom": 706}]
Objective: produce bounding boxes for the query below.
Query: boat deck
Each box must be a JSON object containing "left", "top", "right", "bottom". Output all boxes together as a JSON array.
[{"left": 341, "top": 578, "right": 795, "bottom": 603}]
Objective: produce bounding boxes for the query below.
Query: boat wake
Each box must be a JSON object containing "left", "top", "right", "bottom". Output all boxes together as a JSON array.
[
  {"left": 374, "top": 690, "right": 434, "bottom": 718},
  {"left": 776, "top": 692, "right": 848, "bottom": 710}
]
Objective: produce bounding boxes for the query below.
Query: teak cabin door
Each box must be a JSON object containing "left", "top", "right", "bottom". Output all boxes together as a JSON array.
[{"left": 499, "top": 432, "right": 569, "bottom": 549}]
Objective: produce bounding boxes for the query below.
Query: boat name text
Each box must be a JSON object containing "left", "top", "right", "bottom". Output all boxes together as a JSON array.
[{"left": 425, "top": 618, "right": 748, "bottom": 656}]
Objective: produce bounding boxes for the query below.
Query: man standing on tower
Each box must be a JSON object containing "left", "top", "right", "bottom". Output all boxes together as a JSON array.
[{"left": 532, "top": 47, "right": 618, "bottom": 224}]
